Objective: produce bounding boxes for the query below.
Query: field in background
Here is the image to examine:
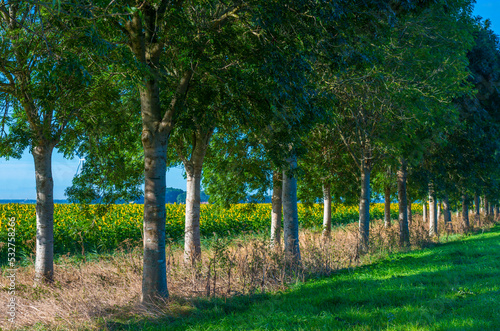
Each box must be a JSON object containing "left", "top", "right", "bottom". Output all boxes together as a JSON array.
[{"left": 0, "top": 203, "right": 422, "bottom": 261}]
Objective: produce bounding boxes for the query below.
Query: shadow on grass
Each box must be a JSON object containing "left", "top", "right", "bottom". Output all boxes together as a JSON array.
[{"left": 98, "top": 225, "right": 500, "bottom": 330}]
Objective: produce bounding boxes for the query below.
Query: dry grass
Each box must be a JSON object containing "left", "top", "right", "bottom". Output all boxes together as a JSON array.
[{"left": 1, "top": 212, "right": 497, "bottom": 330}]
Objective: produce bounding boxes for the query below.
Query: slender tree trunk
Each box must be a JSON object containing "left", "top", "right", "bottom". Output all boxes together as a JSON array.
[
  {"left": 184, "top": 167, "right": 202, "bottom": 263},
  {"left": 358, "top": 163, "right": 371, "bottom": 252},
  {"left": 437, "top": 201, "right": 441, "bottom": 222},
  {"left": 140, "top": 82, "right": 169, "bottom": 302},
  {"left": 183, "top": 129, "right": 212, "bottom": 264},
  {"left": 462, "top": 194, "right": 470, "bottom": 231},
  {"left": 443, "top": 195, "right": 452, "bottom": 224},
  {"left": 429, "top": 183, "right": 437, "bottom": 236},
  {"left": 128, "top": 12, "right": 170, "bottom": 303},
  {"left": 474, "top": 194, "right": 480, "bottom": 225},
  {"left": 485, "top": 197, "right": 489, "bottom": 216},
  {"left": 270, "top": 171, "right": 282, "bottom": 248},
  {"left": 423, "top": 202, "right": 427, "bottom": 224},
  {"left": 384, "top": 186, "right": 391, "bottom": 228},
  {"left": 126, "top": 9, "right": 193, "bottom": 303},
  {"left": 406, "top": 188, "right": 412, "bottom": 226},
  {"left": 397, "top": 159, "right": 410, "bottom": 247},
  {"left": 407, "top": 198, "right": 413, "bottom": 226},
  {"left": 282, "top": 156, "right": 300, "bottom": 264},
  {"left": 322, "top": 182, "right": 332, "bottom": 238},
  {"left": 490, "top": 204, "right": 494, "bottom": 215},
  {"left": 33, "top": 143, "right": 55, "bottom": 283}
]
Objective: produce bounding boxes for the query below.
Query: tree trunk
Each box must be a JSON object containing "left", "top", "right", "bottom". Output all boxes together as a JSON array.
[
  {"left": 495, "top": 205, "right": 499, "bottom": 220},
  {"left": 183, "top": 129, "right": 212, "bottom": 264},
  {"left": 322, "top": 182, "right": 332, "bottom": 238},
  {"left": 33, "top": 143, "right": 55, "bottom": 283},
  {"left": 282, "top": 156, "right": 300, "bottom": 264},
  {"left": 428, "top": 183, "right": 437, "bottom": 236},
  {"left": 474, "top": 194, "right": 480, "bottom": 225},
  {"left": 484, "top": 197, "right": 489, "bottom": 216},
  {"left": 140, "top": 82, "right": 169, "bottom": 302},
  {"left": 437, "top": 201, "right": 441, "bottom": 222},
  {"left": 184, "top": 167, "right": 202, "bottom": 263},
  {"left": 443, "top": 195, "right": 452, "bottom": 224},
  {"left": 358, "top": 163, "right": 371, "bottom": 252},
  {"left": 490, "top": 204, "right": 494, "bottom": 215},
  {"left": 423, "top": 202, "right": 427, "bottom": 224},
  {"left": 406, "top": 188, "right": 412, "bottom": 226},
  {"left": 462, "top": 194, "right": 470, "bottom": 231},
  {"left": 407, "top": 198, "right": 412, "bottom": 226},
  {"left": 270, "top": 171, "right": 282, "bottom": 248},
  {"left": 397, "top": 159, "right": 410, "bottom": 247},
  {"left": 384, "top": 185, "right": 391, "bottom": 228},
  {"left": 126, "top": 9, "right": 193, "bottom": 303}
]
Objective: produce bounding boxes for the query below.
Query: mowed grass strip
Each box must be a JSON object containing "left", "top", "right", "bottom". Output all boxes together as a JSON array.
[{"left": 135, "top": 225, "right": 500, "bottom": 331}]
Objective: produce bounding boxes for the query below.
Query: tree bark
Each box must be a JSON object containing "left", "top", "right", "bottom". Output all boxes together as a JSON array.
[
  {"left": 33, "top": 143, "right": 55, "bottom": 283},
  {"left": 125, "top": 11, "right": 170, "bottom": 303},
  {"left": 125, "top": 8, "right": 193, "bottom": 303},
  {"left": 437, "top": 200, "right": 441, "bottom": 222},
  {"left": 384, "top": 185, "right": 391, "bottom": 228},
  {"left": 495, "top": 205, "right": 499, "bottom": 220},
  {"left": 428, "top": 183, "right": 437, "bottom": 236},
  {"left": 407, "top": 197, "right": 412, "bottom": 227},
  {"left": 443, "top": 195, "right": 452, "bottom": 224},
  {"left": 484, "top": 197, "right": 489, "bottom": 216},
  {"left": 282, "top": 156, "right": 300, "bottom": 264},
  {"left": 184, "top": 168, "right": 202, "bottom": 263},
  {"left": 358, "top": 163, "right": 371, "bottom": 252},
  {"left": 183, "top": 129, "right": 212, "bottom": 264},
  {"left": 397, "top": 159, "right": 410, "bottom": 247},
  {"left": 423, "top": 202, "right": 427, "bottom": 224},
  {"left": 322, "top": 182, "right": 332, "bottom": 238},
  {"left": 270, "top": 171, "right": 282, "bottom": 248},
  {"left": 462, "top": 194, "right": 470, "bottom": 231},
  {"left": 474, "top": 194, "right": 480, "bottom": 225},
  {"left": 141, "top": 121, "right": 168, "bottom": 302},
  {"left": 139, "top": 73, "right": 173, "bottom": 302}
]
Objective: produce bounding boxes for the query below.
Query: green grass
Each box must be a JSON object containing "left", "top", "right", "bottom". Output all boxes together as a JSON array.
[{"left": 109, "top": 225, "right": 500, "bottom": 331}]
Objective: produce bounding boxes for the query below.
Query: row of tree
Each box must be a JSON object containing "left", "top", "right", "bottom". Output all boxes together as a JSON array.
[{"left": 1, "top": 0, "right": 500, "bottom": 304}]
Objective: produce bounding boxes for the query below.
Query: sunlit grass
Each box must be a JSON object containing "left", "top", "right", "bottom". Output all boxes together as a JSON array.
[{"left": 149, "top": 225, "right": 500, "bottom": 330}]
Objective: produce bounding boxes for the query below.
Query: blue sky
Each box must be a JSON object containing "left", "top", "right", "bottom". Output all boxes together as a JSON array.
[
  {"left": 0, "top": 150, "right": 186, "bottom": 199},
  {"left": 1, "top": 0, "right": 499, "bottom": 199},
  {"left": 473, "top": 1, "right": 500, "bottom": 32}
]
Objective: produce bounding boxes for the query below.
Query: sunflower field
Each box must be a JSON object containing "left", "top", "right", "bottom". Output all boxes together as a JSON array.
[{"left": 0, "top": 203, "right": 421, "bottom": 260}]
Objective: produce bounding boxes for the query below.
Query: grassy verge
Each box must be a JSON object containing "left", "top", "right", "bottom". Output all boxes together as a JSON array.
[
  {"left": 131, "top": 225, "right": 500, "bottom": 330},
  {"left": 3, "top": 217, "right": 498, "bottom": 330}
]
